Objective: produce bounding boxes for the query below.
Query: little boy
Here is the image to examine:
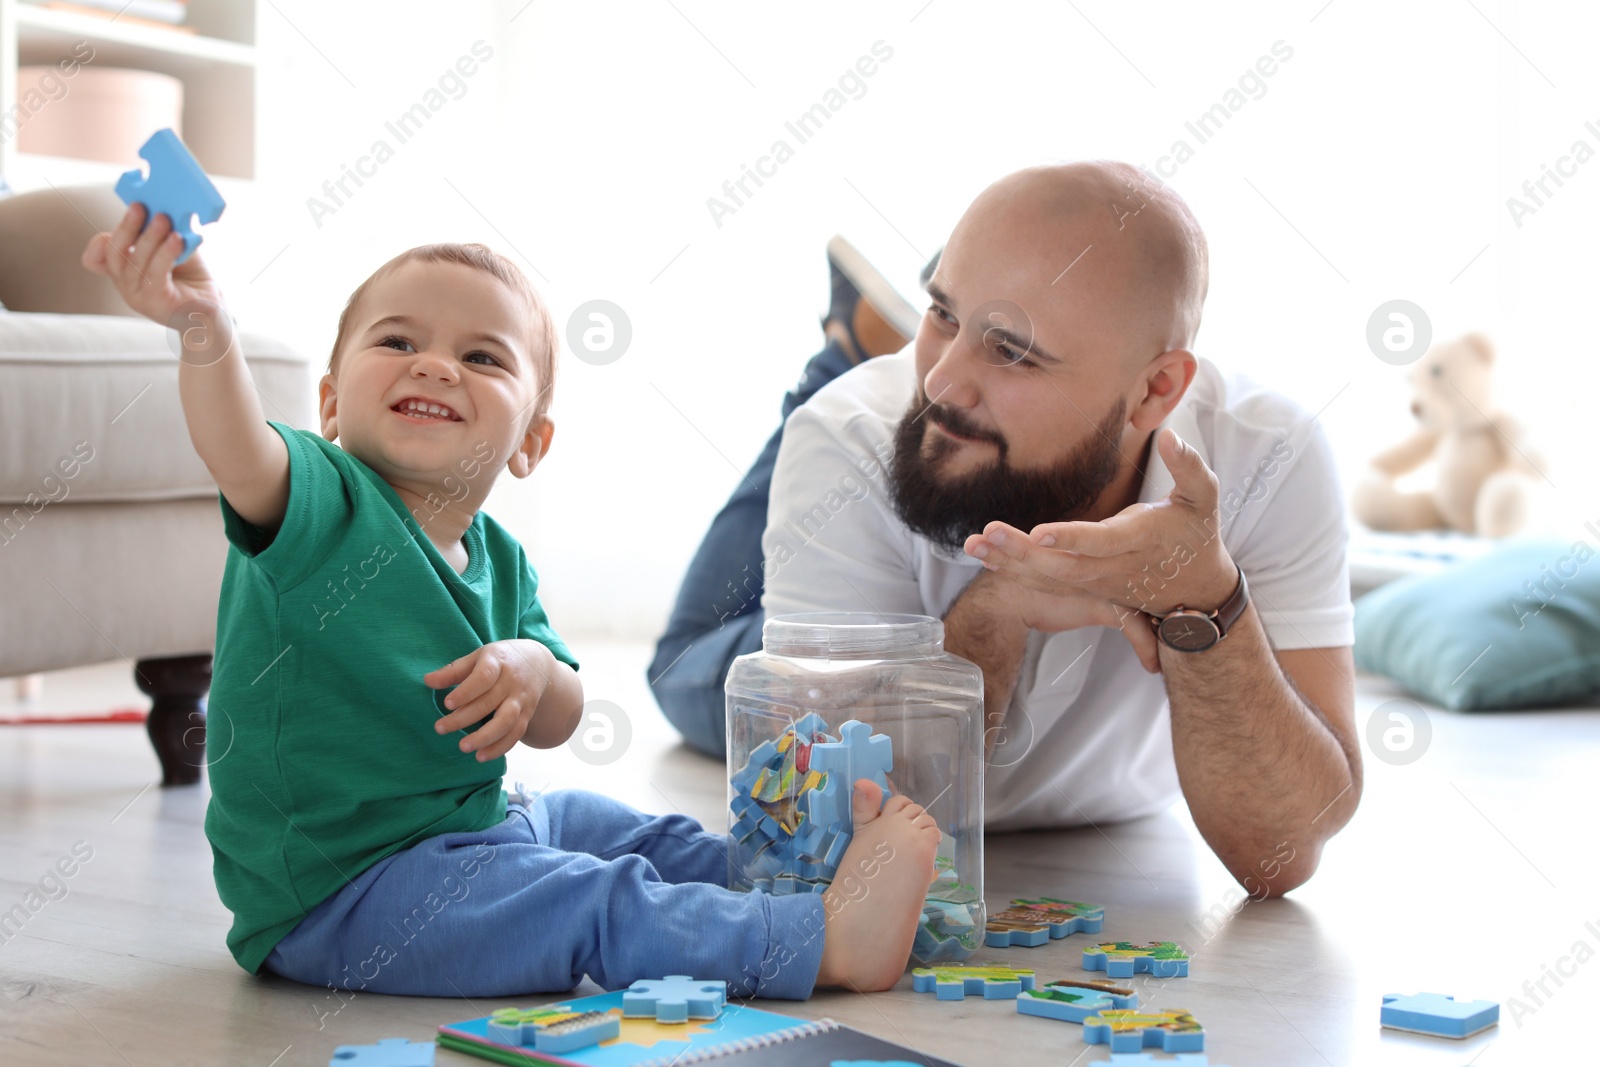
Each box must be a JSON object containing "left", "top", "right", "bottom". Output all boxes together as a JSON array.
[{"left": 83, "top": 204, "right": 940, "bottom": 1001}]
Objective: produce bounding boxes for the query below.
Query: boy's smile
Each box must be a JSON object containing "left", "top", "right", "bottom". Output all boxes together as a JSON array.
[{"left": 392, "top": 396, "right": 465, "bottom": 423}]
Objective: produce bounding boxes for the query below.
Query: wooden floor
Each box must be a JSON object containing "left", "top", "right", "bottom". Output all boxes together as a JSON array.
[{"left": 2, "top": 642, "right": 1596, "bottom": 1066}]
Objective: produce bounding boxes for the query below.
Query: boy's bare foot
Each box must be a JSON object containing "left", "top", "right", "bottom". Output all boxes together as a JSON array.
[{"left": 815, "top": 780, "right": 940, "bottom": 991}]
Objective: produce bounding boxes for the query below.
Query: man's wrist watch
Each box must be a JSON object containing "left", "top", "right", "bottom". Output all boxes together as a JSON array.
[{"left": 1148, "top": 566, "right": 1250, "bottom": 653}]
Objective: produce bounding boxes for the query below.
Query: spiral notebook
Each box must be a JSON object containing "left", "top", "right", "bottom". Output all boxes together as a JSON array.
[{"left": 438, "top": 990, "right": 967, "bottom": 1067}]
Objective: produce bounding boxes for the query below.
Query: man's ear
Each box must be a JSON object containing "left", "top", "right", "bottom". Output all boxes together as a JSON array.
[
  {"left": 318, "top": 372, "right": 339, "bottom": 442},
  {"left": 1129, "top": 349, "right": 1197, "bottom": 432},
  {"left": 507, "top": 414, "right": 555, "bottom": 479}
]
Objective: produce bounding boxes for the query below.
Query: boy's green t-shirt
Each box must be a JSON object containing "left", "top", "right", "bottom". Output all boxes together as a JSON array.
[{"left": 204, "top": 421, "right": 577, "bottom": 975}]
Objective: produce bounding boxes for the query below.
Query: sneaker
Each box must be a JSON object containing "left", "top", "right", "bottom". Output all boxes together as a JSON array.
[
  {"left": 919, "top": 246, "right": 942, "bottom": 291},
  {"left": 824, "top": 236, "right": 922, "bottom": 361}
]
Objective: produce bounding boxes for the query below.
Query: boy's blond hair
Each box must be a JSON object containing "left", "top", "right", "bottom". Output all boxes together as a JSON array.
[{"left": 328, "top": 243, "right": 559, "bottom": 420}]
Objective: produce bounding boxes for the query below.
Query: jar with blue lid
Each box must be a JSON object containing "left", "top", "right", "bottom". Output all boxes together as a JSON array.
[{"left": 724, "top": 612, "right": 985, "bottom": 963}]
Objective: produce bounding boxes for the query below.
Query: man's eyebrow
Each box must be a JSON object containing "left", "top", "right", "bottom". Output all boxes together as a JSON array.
[
  {"left": 364, "top": 315, "right": 520, "bottom": 364},
  {"left": 925, "top": 283, "right": 1063, "bottom": 366}
]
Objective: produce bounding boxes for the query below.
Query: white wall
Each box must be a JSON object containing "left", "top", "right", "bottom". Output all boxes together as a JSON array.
[{"left": 205, "top": 0, "right": 1600, "bottom": 641}]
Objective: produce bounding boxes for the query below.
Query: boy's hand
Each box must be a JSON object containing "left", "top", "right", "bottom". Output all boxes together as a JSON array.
[
  {"left": 424, "top": 640, "right": 555, "bottom": 762},
  {"left": 81, "top": 203, "right": 226, "bottom": 327}
]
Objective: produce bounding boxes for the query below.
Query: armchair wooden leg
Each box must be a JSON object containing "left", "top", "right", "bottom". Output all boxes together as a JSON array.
[{"left": 135, "top": 654, "right": 211, "bottom": 787}]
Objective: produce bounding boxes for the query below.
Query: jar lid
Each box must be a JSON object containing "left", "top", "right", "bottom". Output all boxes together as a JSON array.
[{"left": 762, "top": 612, "right": 944, "bottom": 658}]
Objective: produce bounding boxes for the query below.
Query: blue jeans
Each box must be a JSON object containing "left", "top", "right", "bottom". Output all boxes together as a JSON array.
[
  {"left": 648, "top": 341, "right": 857, "bottom": 757},
  {"left": 264, "top": 790, "right": 826, "bottom": 1000}
]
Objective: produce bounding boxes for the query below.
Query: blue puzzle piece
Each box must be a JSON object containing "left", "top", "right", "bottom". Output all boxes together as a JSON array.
[
  {"left": 987, "top": 926, "right": 1050, "bottom": 948},
  {"left": 792, "top": 822, "right": 851, "bottom": 878},
  {"left": 622, "top": 976, "right": 727, "bottom": 1023},
  {"left": 1083, "top": 942, "right": 1189, "bottom": 978},
  {"left": 796, "top": 774, "right": 888, "bottom": 837},
  {"left": 486, "top": 1007, "right": 619, "bottom": 1055},
  {"left": 1108, "top": 1056, "right": 1231, "bottom": 1067},
  {"left": 329, "top": 1038, "right": 435, "bottom": 1066},
  {"left": 114, "top": 128, "right": 225, "bottom": 265},
  {"left": 1016, "top": 979, "right": 1138, "bottom": 1024},
  {"left": 914, "top": 905, "right": 979, "bottom": 964},
  {"left": 731, "top": 739, "right": 779, "bottom": 793},
  {"left": 790, "top": 711, "right": 831, "bottom": 740},
  {"left": 911, "top": 966, "right": 1036, "bottom": 1001},
  {"left": 1380, "top": 992, "right": 1499, "bottom": 1039},
  {"left": 1082, "top": 1010, "right": 1204, "bottom": 1053},
  {"left": 730, "top": 793, "right": 763, "bottom": 821},
  {"left": 913, "top": 933, "right": 972, "bottom": 964},
  {"left": 808, "top": 719, "right": 892, "bottom": 796},
  {"left": 745, "top": 842, "right": 785, "bottom": 880},
  {"left": 790, "top": 816, "right": 825, "bottom": 858},
  {"left": 799, "top": 769, "right": 852, "bottom": 831},
  {"left": 985, "top": 898, "right": 1105, "bottom": 948},
  {"left": 731, "top": 812, "right": 764, "bottom": 844}
]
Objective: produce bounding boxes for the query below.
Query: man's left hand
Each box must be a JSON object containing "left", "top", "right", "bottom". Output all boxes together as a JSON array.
[{"left": 963, "top": 428, "right": 1238, "bottom": 619}]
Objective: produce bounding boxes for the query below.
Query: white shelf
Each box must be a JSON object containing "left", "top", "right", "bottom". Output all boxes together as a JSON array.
[
  {"left": 0, "top": 0, "right": 257, "bottom": 183},
  {"left": 3, "top": 149, "right": 254, "bottom": 198},
  {"left": 15, "top": 5, "right": 255, "bottom": 69}
]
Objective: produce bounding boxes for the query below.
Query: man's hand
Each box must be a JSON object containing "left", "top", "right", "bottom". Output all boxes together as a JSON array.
[
  {"left": 963, "top": 567, "right": 1161, "bottom": 673},
  {"left": 82, "top": 203, "right": 226, "bottom": 327},
  {"left": 964, "top": 428, "right": 1238, "bottom": 619},
  {"left": 965, "top": 426, "right": 1361, "bottom": 894},
  {"left": 425, "top": 640, "right": 558, "bottom": 761}
]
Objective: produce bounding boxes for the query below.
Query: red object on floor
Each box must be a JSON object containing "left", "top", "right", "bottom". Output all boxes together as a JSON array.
[{"left": 0, "top": 707, "right": 147, "bottom": 725}]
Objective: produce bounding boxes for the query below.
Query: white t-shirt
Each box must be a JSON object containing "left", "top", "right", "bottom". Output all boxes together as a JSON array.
[{"left": 761, "top": 351, "right": 1353, "bottom": 831}]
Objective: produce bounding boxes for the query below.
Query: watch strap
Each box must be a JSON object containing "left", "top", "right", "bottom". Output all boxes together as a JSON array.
[{"left": 1213, "top": 565, "right": 1249, "bottom": 638}]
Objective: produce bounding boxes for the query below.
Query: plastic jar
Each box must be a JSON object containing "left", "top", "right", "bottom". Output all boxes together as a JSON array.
[{"left": 725, "top": 612, "right": 985, "bottom": 964}]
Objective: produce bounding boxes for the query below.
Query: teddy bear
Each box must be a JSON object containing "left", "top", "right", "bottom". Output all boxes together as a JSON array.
[{"left": 1352, "top": 332, "right": 1543, "bottom": 537}]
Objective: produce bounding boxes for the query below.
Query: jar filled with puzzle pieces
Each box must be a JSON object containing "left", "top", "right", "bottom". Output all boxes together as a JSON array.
[{"left": 724, "top": 612, "right": 985, "bottom": 964}]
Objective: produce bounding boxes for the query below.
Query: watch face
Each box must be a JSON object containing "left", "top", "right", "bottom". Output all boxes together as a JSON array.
[{"left": 1159, "top": 613, "right": 1220, "bottom": 653}]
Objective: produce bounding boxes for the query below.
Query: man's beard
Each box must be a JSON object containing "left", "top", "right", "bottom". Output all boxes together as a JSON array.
[{"left": 887, "top": 390, "right": 1128, "bottom": 553}]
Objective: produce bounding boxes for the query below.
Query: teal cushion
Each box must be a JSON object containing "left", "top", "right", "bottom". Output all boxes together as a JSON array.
[{"left": 1354, "top": 536, "right": 1600, "bottom": 710}]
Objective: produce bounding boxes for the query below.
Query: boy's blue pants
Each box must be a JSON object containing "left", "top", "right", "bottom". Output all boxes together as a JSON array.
[{"left": 265, "top": 789, "right": 827, "bottom": 1000}]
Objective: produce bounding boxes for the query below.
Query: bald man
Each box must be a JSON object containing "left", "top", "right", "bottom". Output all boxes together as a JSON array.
[{"left": 650, "top": 162, "right": 1359, "bottom": 896}]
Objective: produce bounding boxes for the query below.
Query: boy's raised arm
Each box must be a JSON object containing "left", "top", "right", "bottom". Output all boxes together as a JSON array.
[{"left": 83, "top": 204, "right": 289, "bottom": 531}]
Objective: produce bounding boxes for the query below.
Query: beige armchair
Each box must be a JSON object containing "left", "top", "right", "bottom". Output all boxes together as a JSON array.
[{"left": 0, "top": 185, "right": 315, "bottom": 784}]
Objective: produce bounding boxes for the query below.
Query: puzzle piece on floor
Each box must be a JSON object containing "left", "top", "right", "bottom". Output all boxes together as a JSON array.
[
  {"left": 1016, "top": 978, "right": 1139, "bottom": 1023},
  {"left": 328, "top": 1038, "right": 435, "bottom": 1066},
  {"left": 1380, "top": 992, "right": 1499, "bottom": 1039},
  {"left": 1106, "top": 1055, "right": 1231, "bottom": 1067},
  {"left": 911, "top": 964, "right": 1036, "bottom": 1000},
  {"left": 486, "top": 1006, "right": 620, "bottom": 1054},
  {"left": 622, "top": 976, "right": 727, "bottom": 1023},
  {"left": 1083, "top": 941, "right": 1190, "bottom": 978},
  {"left": 986, "top": 897, "right": 1106, "bottom": 947},
  {"left": 114, "top": 128, "right": 225, "bottom": 265},
  {"left": 1082, "top": 1009, "right": 1204, "bottom": 1053}
]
